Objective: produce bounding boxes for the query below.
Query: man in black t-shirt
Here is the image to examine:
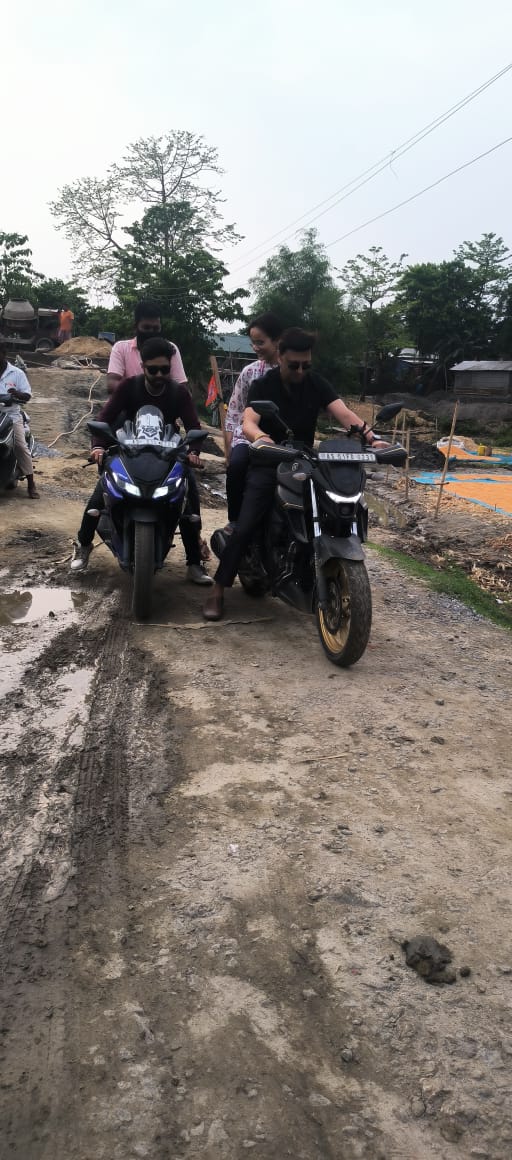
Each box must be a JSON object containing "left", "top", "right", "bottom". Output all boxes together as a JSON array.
[
  {"left": 203, "top": 327, "right": 378, "bottom": 620},
  {"left": 70, "top": 338, "right": 213, "bottom": 585}
]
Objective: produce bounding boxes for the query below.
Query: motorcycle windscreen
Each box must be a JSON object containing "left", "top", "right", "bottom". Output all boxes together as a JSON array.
[{"left": 134, "top": 406, "right": 165, "bottom": 445}]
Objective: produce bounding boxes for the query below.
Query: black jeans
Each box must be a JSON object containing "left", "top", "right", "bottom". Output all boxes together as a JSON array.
[
  {"left": 226, "top": 442, "right": 250, "bottom": 523},
  {"left": 215, "top": 464, "right": 277, "bottom": 587},
  {"left": 78, "top": 471, "right": 202, "bottom": 566}
]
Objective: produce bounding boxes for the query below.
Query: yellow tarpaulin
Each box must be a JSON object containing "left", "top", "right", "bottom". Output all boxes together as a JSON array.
[{"left": 413, "top": 471, "right": 512, "bottom": 516}]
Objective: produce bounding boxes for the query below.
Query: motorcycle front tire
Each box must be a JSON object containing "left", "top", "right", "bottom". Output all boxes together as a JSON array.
[
  {"left": 316, "top": 558, "right": 372, "bottom": 668},
  {"left": 133, "top": 522, "right": 155, "bottom": 621}
]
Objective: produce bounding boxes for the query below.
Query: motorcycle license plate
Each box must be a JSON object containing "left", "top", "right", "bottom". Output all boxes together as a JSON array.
[{"left": 318, "top": 452, "right": 377, "bottom": 462}]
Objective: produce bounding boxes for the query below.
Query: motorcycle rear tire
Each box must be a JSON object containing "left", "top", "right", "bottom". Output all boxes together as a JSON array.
[
  {"left": 316, "top": 558, "right": 371, "bottom": 668},
  {"left": 238, "top": 574, "right": 267, "bottom": 598},
  {"left": 133, "top": 522, "right": 154, "bottom": 621}
]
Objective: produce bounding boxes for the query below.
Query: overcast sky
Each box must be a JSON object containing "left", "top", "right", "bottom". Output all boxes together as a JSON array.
[{"left": 4, "top": 0, "right": 512, "bottom": 302}]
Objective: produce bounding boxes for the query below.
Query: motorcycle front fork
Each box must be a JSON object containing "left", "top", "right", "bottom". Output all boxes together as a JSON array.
[{"left": 310, "top": 480, "right": 329, "bottom": 609}]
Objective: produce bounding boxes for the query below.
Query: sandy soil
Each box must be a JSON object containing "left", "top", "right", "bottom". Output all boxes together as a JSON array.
[{"left": 1, "top": 370, "right": 511, "bottom": 1159}]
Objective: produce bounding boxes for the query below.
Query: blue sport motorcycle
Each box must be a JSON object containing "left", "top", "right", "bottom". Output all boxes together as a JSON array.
[{"left": 87, "top": 406, "right": 204, "bottom": 620}]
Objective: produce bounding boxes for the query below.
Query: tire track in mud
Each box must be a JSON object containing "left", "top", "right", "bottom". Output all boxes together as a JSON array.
[
  {"left": 2, "top": 542, "right": 512, "bottom": 1158},
  {"left": 0, "top": 587, "right": 141, "bottom": 1158},
  {"left": 0, "top": 589, "right": 125, "bottom": 934},
  {"left": 0, "top": 619, "right": 97, "bottom": 952},
  {"left": 0, "top": 569, "right": 196, "bottom": 1159}
]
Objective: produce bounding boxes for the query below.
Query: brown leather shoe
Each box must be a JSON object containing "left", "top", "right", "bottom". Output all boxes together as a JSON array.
[{"left": 203, "top": 591, "right": 224, "bottom": 621}]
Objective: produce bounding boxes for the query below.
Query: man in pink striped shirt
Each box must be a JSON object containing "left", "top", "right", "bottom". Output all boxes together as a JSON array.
[{"left": 107, "top": 299, "right": 187, "bottom": 395}]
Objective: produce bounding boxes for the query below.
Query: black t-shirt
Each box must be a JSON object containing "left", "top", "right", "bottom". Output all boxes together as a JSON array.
[
  {"left": 93, "top": 375, "right": 200, "bottom": 448},
  {"left": 246, "top": 367, "right": 338, "bottom": 447}
]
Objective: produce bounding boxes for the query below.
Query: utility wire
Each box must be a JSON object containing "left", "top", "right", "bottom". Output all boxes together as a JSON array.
[
  {"left": 324, "top": 134, "right": 512, "bottom": 250},
  {"left": 228, "top": 61, "right": 512, "bottom": 274},
  {"left": 149, "top": 134, "right": 512, "bottom": 303},
  {"left": 122, "top": 69, "right": 512, "bottom": 304}
]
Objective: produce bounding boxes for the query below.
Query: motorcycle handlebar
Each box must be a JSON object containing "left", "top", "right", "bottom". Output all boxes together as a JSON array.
[
  {"left": 249, "top": 438, "right": 407, "bottom": 468},
  {"left": 374, "top": 445, "right": 407, "bottom": 467},
  {"left": 0, "top": 392, "right": 24, "bottom": 405}
]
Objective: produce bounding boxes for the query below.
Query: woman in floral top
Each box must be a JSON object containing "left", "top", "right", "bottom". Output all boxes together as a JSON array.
[{"left": 224, "top": 312, "right": 282, "bottom": 526}]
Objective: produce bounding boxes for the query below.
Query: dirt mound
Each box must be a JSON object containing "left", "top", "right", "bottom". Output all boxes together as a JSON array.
[{"left": 51, "top": 336, "right": 113, "bottom": 358}]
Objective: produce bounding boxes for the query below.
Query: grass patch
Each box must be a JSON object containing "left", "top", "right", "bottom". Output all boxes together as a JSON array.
[{"left": 369, "top": 541, "right": 512, "bottom": 631}]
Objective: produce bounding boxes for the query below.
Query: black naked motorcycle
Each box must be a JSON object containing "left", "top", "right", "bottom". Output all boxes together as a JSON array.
[{"left": 211, "top": 402, "right": 406, "bottom": 667}]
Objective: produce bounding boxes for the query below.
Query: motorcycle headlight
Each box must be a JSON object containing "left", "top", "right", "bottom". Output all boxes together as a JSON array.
[
  {"left": 153, "top": 477, "right": 183, "bottom": 499},
  {"left": 325, "top": 491, "right": 360, "bottom": 518},
  {"left": 112, "top": 470, "right": 141, "bottom": 498},
  {"left": 326, "top": 490, "right": 361, "bottom": 504}
]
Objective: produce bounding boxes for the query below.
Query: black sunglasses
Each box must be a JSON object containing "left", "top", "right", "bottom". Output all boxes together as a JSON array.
[
  {"left": 145, "top": 364, "right": 171, "bottom": 376},
  {"left": 286, "top": 360, "right": 311, "bottom": 371}
]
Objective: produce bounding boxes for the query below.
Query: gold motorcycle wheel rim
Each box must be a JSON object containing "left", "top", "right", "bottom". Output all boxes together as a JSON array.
[{"left": 318, "top": 564, "right": 351, "bottom": 655}]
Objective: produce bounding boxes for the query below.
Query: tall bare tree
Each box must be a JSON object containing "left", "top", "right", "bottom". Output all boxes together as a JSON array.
[{"left": 50, "top": 132, "right": 240, "bottom": 288}]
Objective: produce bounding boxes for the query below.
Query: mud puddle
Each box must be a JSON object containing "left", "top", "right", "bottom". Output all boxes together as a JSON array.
[
  {"left": 0, "top": 585, "right": 89, "bottom": 626},
  {"left": 0, "top": 586, "right": 92, "bottom": 698}
]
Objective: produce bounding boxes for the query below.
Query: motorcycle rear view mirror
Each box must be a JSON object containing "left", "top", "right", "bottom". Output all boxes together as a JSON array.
[
  {"left": 250, "top": 399, "right": 291, "bottom": 439},
  {"left": 374, "top": 402, "right": 404, "bottom": 423},
  {"left": 87, "top": 419, "right": 118, "bottom": 446}
]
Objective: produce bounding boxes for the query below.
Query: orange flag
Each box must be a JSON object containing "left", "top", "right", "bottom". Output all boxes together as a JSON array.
[{"left": 206, "top": 374, "right": 220, "bottom": 406}]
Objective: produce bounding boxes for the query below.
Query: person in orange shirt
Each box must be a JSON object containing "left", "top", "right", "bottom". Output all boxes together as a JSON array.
[{"left": 58, "top": 305, "right": 74, "bottom": 344}]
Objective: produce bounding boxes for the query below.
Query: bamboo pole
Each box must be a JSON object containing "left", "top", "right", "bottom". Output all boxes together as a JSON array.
[
  {"left": 209, "top": 354, "right": 228, "bottom": 460},
  {"left": 434, "top": 400, "right": 459, "bottom": 518},
  {"left": 404, "top": 428, "right": 411, "bottom": 501},
  {"left": 386, "top": 412, "right": 400, "bottom": 483}
]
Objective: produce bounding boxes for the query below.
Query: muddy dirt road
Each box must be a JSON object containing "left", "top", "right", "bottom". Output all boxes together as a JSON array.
[{"left": 1, "top": 370, "right": 511, "bottom": 1159}]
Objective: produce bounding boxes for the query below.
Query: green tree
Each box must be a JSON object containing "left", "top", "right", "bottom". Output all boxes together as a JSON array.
[
  {"left": 249, "top": 229, "right": 362, "bottom": 385},
  {"left": 114, "top": 203, "right": 248, "bottom": 379},
  {"left": 497, "top": 286, "right": 512, "bottom": 357},
  {"left": 31, "top": 278, "right": 90, "bottom": 328},
  {"left": 339, "top": 246, "right": 407, "bottom": 394},
  {"left": 0, "top": 232, "right": 42, "bottom": 302},
  {"left": 80, "top": 303, "right": 132, "bottom": 341},
  {"left": 399, "top": 259, "right": 495, "bottom": 363},
  {"left": 454, "top": 232, "right": 512, "bottom": 316},
  {"left": 50, "top": 132, "right": 239, "bottom": 289}
]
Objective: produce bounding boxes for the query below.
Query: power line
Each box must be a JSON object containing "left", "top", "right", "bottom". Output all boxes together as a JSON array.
[
  {"left": 144, "top": 133, "right": 510, "bottom": 306},
  {"left": 227, "top": 61, "right": 512, "bottom": 275},
  {"left": 123, "top": 87, "right": 512, "bottom": 306},
  {"left": 324, "top": 134, "right": 512, "bottom": 250}
]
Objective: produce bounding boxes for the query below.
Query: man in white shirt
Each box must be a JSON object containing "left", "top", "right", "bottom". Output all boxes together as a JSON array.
[
  {"left": 106, "top": 299, "right": 187, "bottom": 396},
  {"left": 0, "top": 341, "right": 38, "bottom": 498}
]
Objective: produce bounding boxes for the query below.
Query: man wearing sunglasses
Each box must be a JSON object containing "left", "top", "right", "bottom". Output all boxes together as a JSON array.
[
  {"left": 203, "top": 327, "right": 379, "bottom": 620},
  {"left": 106, "top": 298, "right": 187, "bottom": 396},
  {"left": 70, "top": 338, "right": 213, "bottom": 585}
]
